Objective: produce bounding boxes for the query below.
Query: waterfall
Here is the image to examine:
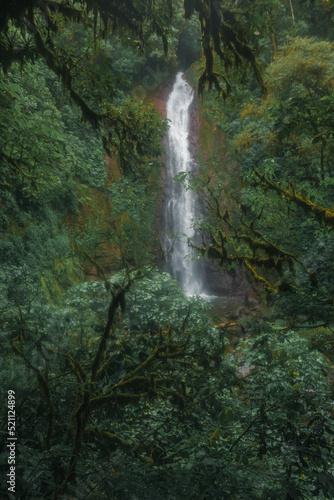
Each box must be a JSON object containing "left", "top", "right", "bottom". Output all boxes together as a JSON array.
[{"left": 162, "top": 72, "right": 205, "bottom": 295}]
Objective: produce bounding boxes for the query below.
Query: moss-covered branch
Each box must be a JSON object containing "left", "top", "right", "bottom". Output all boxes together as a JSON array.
[
  {"left": 254, "top": 168, "right": 334, "bottom": 228},
  {"left": 91, "top": 285, "right": 129, "bottom": 381}
]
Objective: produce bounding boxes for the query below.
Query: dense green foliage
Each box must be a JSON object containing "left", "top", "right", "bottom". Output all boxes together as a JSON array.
[
  {"left": 1, "top": 0, "right": 334, "bottom": 499},
  {"left": 2, "top": 271, "right": 334, "bottom": 499}
]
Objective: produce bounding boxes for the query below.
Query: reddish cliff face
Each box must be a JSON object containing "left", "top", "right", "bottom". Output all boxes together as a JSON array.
[
  {"left": 65, "top": 158, "right": 121, "bottom": 281},
  {"left": 151, "top": 97, "right": 167, "bottom": 118},
  {"left": 65, "top": 78, "right": 175, "bottom": 282},
  {"left": 150, "top": 74, "right": 175, "bottom": 118}
]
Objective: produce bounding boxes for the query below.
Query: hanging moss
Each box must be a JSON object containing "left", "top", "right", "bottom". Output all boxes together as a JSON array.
[{"left": 190, "top": 0, "right": 266, "bottom": 97}]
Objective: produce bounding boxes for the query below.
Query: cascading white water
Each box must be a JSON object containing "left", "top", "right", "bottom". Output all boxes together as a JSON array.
[{"left": 163, "top": 72, "right": 205, "bottom": 295}]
